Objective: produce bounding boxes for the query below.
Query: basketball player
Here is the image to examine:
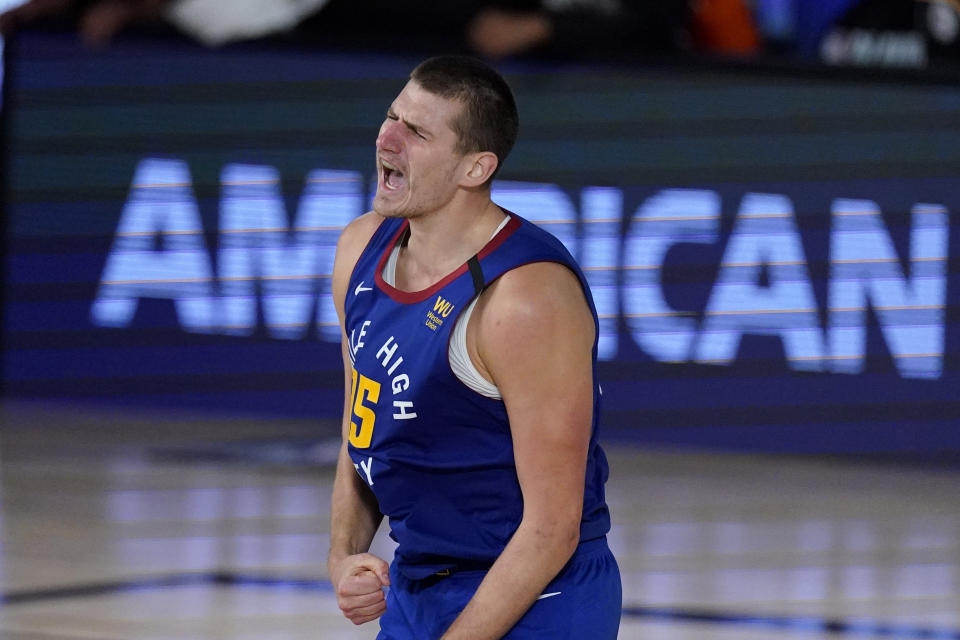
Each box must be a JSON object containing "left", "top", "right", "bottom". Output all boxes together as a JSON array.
[{"left": 327, "top": 55, "right": 621, "bottom": 639}]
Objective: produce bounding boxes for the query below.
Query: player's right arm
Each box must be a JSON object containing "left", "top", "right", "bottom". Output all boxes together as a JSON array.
[{"left": 327, "top": 211, "right": 391, "bottom": 626}]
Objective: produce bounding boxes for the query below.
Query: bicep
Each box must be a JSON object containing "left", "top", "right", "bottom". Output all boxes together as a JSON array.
[
  {"left": 340, "top": 339, "right": 355, "bottom": 440},
  {"left": 478, "top": 263, "right": 595, "bottom": 523}
]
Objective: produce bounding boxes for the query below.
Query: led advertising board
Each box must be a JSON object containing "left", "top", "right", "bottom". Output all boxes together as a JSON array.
[{"left": 5, "top": 33, "right": 959, "bottom": 451}]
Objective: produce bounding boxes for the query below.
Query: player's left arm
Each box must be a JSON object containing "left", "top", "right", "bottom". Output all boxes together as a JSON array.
[{"left": 440, "top": 261, "right": 596, "bottom": 640}]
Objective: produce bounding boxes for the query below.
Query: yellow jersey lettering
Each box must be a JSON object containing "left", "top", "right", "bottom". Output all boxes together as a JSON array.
[
  {"left": 349, "top": 368, "right": 381, "bottom": 448},
  {"left": 426, "top": 297, "right": 454, "bottom": 330},
  {"left": 433, "top": 296, "right": 455, "bottom": 318}
]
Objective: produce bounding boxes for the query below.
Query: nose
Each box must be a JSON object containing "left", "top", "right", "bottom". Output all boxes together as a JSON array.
[{"left": 377, "top": 119, "right": 402, "bottom": 153}]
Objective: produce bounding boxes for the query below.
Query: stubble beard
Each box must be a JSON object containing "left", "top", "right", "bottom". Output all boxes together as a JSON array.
[
  {"left": 373, "top": 193, "right": 419, "bottom": 220},
  {"left": 373, "top": 174, "right": 458, "bottom": 221}
]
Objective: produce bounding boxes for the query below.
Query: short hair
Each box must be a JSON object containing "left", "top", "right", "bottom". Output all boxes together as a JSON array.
[{"left": 410, "top": 55, "right": 519, "bottom": 180}]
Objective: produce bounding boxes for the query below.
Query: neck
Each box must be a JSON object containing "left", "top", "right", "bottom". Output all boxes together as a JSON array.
[{"left": 395, "top": 192, "right": 505, "bottom": 291}]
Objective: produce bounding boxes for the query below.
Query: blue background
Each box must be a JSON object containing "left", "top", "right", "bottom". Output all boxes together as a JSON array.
[{"left": 3, "top": 32, "right": 959, "bottom": 454}]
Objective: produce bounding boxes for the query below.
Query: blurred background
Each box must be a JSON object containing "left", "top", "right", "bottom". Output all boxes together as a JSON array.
[{"left": 0, "top": 0, "right": 959, "bottom": 638}]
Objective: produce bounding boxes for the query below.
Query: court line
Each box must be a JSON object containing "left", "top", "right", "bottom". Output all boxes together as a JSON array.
[
  {"left": 621, "top": 605, "right": 960, "bottom": 639},
  {"left": 2, "top": 574, "right": 958, "bottom": 639},
  {"left": 0, "top": 573, "right": 334, "bottom": 605}
]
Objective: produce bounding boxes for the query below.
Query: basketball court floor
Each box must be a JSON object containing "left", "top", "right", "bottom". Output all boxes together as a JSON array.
[{"left": 0, "top": 401, "right": 957, "bottom": 639}]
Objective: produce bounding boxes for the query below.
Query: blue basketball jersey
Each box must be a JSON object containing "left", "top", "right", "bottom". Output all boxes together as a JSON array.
[{"left": 344, "top": 212, "right": 611, "bottom": 579}]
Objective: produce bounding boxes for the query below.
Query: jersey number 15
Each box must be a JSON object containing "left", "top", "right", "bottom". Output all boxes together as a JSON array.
[{"left": 349, "top": 368, "right": 381, "bottom": 448}]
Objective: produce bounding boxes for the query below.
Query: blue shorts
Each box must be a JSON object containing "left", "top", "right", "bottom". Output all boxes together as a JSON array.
[{"left": 376, "top": 537, "right": 621, "bottom": 640}]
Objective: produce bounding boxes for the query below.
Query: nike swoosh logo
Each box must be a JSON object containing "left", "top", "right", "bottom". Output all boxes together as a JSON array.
[
  {"left": 537, "top": 592, "right": 562, "bottom": 600},
  {"left": 355, "top": 281, "right": 373, "bottom": 295}
]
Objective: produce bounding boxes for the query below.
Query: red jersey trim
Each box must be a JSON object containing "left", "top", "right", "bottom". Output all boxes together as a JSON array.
[{"left": 374, "top": 214, "right": 522, "bottom": 304}]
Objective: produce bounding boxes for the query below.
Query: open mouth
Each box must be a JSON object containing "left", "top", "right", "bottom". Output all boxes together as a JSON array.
[{"left": 381, "top": 159, "right": 405, "bottom": 191}]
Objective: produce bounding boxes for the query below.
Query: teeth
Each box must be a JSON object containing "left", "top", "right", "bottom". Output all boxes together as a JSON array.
[{"left": 381, "top": 159, "right": 404, "bottom": 191}]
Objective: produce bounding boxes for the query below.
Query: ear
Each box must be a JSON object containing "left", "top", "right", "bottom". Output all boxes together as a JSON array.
[{"left": 461, "top": 151, "right": 499, "bottom": 188}]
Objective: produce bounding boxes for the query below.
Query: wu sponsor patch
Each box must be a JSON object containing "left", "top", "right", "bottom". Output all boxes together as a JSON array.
[{"left": 425, "top": 295, "right": 454, "bottom": 331}]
